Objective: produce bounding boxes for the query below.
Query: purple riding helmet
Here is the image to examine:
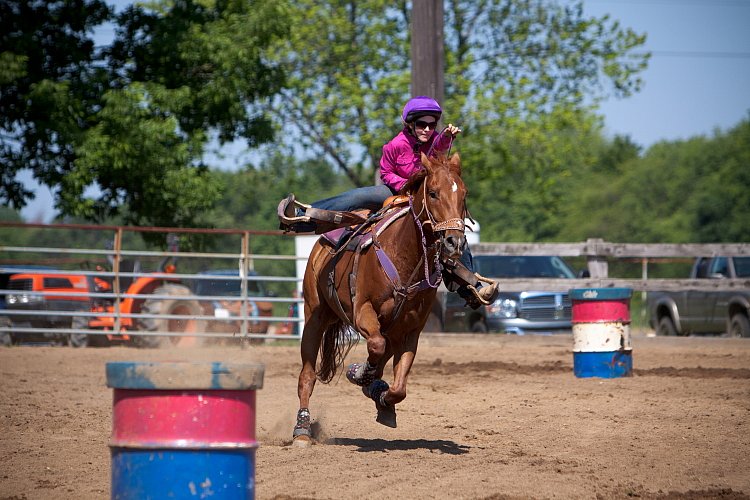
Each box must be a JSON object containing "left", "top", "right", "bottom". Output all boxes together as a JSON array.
[{"left": 402, "top": 96, "right": 442, "bottom": 123}]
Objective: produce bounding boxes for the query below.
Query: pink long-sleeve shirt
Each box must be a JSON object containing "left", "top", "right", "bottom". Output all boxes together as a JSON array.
[{"left": 379, "top": 128, "right": 453, "bottom": 192}]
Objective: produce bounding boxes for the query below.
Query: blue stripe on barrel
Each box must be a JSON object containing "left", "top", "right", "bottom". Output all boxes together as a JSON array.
[
  {"left": 106, "top": 362, "right": 264, "bottom": 500},
  {"left": 111, "top": 449, "right": 255, "bottom": 499},
  {"left": 569, "top": 288, "right": 633, "bottom": 378}
]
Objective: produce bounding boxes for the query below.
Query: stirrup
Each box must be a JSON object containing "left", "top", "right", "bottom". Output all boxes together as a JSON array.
[
  {"left": 467, "top": 276, "right": 499, "bottom": 305},
  {"left": 463, "top": 274, "right": 499, "bottom": 309},
  {"left": 278, "top": 194, "right": 312, "bottom": 228}
]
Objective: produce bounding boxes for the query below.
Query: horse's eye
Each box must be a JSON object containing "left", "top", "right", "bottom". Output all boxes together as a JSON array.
[{"left": 429, "top": 191, "right": 438, "bottom": 199}]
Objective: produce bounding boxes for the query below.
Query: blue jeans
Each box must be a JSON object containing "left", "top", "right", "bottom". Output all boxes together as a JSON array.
[{"left": 311, "top": 185, "right": 395, "bottom": 212}]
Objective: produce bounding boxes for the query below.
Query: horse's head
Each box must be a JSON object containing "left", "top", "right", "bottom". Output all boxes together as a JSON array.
[{"left": 403, "top": 152, "right": 467, "bottom": 259}]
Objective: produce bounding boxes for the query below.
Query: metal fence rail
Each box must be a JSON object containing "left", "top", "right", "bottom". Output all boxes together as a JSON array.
[
  {"left": 0, "top": 222, "right": 305, "bottom": 346},
  {"left": 1, "top": 222, "right": 748, "bottom": 346}
]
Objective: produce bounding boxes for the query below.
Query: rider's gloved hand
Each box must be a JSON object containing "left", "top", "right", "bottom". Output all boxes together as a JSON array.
[{"left": 444, "top": 123, "right": 462, "bottom": 137}]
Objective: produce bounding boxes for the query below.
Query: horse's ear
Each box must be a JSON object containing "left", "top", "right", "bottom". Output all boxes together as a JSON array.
[{"left": 448, "top": 152, "right": 462, "bottom": 177}]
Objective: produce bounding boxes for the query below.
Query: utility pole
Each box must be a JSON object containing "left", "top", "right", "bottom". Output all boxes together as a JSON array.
[
  {"left": 411, "top": 0, "right": 444, "bottom": 106},
  {"left": 376, "top": 1, "right": 445, "bottom": 186}
]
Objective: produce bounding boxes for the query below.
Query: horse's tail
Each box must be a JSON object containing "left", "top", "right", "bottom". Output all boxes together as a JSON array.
[{"left": 316, "top": 319, "right": 358, "bottom": 383}]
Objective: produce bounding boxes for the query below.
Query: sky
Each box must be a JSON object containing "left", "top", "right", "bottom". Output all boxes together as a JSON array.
[{"left": 18, "top": 0, "right": 750, "bottom": 222}]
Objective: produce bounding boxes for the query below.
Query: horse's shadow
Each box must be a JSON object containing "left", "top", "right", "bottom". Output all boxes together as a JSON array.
[{"left": 324, "top": 437, "right": 470, "bottom": 455}]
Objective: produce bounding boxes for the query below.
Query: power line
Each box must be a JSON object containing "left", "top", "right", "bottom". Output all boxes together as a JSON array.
[
  {"left": 646, "top": 50, "right": 750, "bottom": 59},
  {"left": 585, "top": 0, "right": 750, "bottom": 5}
]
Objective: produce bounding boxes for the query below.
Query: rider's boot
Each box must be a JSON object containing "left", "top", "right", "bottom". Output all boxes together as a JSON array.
[
  {"left": 457, "top": 281, "right": 499, "bottom": 310},
  {"left": 443, "top": 258, "right": 500, "bottom": 310},
  {"left": 277, "top": 194, "right": 316, "bottom": 233}
]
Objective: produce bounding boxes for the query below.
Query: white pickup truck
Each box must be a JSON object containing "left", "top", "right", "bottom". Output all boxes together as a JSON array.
[{"left": 647, "top": 256, "right": 750, "bottom": 337}]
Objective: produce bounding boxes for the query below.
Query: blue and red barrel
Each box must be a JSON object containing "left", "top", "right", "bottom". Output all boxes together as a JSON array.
[
  {"left": 106, "top": 361, "right": 264, "bottom": 499},
  {"left": 569, "top": 288, "right": 633, "bottom": 378}
]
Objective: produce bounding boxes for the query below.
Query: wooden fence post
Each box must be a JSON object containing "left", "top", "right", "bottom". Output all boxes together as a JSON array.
[{"left": 585, "top": 238, "right": 609, "bottom": 278}]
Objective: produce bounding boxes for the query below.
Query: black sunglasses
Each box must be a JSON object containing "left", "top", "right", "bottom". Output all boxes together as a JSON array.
[{"left": 415, "top": 119, "right": 437, "bottom": 130}]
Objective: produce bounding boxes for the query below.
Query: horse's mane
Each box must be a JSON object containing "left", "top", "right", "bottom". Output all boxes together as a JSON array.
[
  {"left": 398, "top": 151, "right": 451, "bottom": 195},
  {"left": 399, "top": 168, "right": 428, "bottom": 195}
]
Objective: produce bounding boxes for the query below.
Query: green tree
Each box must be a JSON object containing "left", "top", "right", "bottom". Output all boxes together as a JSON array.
[
  {"left": 267, "top": 0, "right": 648, "bottom": 189},
  {"left": 556, "top": 117, "right": 750, "bottom": 243},
  {"left": 463, "top": 106, "right": 603, "bottom": 241},
  {"left": 205, "top": 154, "right": 356, "bottom": 293},
  {"left": 1, "top": 0, "right": 289, "bottom": 228},
  {"left": 689, "top": 118, "right": 750, "bottom": 242},
  {"left": 1, "top": 0, "right": 111, "bottom": 209}
]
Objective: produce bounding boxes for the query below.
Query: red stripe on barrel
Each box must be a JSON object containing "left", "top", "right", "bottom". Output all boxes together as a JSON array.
[
  {"left": 571, "top": 298, "right": 630, "bottom": 324},
  {"left": 111, "top": 389, "right": 256, "bottom": 446}
]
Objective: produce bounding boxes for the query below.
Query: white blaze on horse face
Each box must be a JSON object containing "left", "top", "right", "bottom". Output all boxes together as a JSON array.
[{"left": 451, "top": 180, "right": 458, "bottom": 193}]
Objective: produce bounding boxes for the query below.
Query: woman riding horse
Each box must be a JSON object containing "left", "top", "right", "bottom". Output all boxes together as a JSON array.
[
  {"left": 291, "top": 149, "right": 471, "bottom": 446},
  {"left": 278, "top": 96, "right": 499, "bottom": 309}
]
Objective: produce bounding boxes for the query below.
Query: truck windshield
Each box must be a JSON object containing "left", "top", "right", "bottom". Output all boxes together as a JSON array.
[
  {"left": 473, "top": 256, "right": 577, "bottom": 279},
  {"left": 734, "top": 257, "right": 750, "bottom": 278}
]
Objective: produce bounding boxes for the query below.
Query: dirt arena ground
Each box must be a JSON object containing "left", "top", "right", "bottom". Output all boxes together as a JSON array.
[{"left": 1, "top": 333, "right": 749, "bottom": 500}]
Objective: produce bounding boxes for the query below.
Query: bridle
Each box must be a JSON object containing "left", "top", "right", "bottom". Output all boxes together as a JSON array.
[
  {"left": 419, "top": 127, "right": 468, "bottom": 235},
  {"left": 417, "top": 179, "right": 466, "bottom": 233},
  {"left": 411, "top": 171, "right": 468, "bottom": 268},
  {"left": 333, "top": 162, "right": 469, "bottom": 335}
]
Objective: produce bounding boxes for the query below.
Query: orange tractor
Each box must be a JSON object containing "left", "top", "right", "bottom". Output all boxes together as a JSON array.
[{"left": 75, "top": 257, "right": 205, "bottom": 347}]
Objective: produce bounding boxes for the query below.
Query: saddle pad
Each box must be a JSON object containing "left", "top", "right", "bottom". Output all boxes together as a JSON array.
[{"left": 321, "top": 227, "right": 349, "bottom": 246}]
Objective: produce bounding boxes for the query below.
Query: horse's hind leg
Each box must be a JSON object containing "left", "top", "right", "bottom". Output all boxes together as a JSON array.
[{"left": 293, "top": 300, "right": 336, "bottom": 447}]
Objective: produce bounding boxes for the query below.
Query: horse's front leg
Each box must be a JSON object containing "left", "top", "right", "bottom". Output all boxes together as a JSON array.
[
  {"left": 346, "top": 301, "right": 389, "bottom": 386},
  {"left": 384, "top": 331, "right": 419, "bottom": 407},
  {"left": 367, "top": 329, "right": 419, "bottom": 428}
]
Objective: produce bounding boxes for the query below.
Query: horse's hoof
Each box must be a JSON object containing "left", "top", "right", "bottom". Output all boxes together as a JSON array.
[
  {"left": 376, "top": 404, "right": 397, "bottom": 428},
  {"left": 292, "top": 435, "right": 313, "bottom": 448}
]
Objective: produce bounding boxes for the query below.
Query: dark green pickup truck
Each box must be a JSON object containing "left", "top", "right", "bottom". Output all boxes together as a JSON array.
[{"left": 647, "top": 256, "right": 750, "bottom": 337}]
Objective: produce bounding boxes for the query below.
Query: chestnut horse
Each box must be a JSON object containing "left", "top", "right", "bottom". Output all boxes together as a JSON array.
[{"left": 293, "top": 151, "right": 468, "bottom": 447}]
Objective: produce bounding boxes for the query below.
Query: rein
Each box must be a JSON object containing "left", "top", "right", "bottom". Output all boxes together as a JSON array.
[
  {"left": 375, "top": 174, "right": 471, "bottom": 332},
  {"left": 424, "top": 128, "right": 473, "bottom": 232},
  {"left": 426, "top": 127, "right": 454, "bottom": 157}
]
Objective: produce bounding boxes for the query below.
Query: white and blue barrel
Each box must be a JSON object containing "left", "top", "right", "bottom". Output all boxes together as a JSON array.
[{"left": 570, "top": 288, "right": 633, "bottom": 378}]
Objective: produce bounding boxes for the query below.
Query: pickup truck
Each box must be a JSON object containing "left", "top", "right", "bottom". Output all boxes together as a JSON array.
[
  {"left": 2, "top": 268, "right": 94, "bottom": 345},
  {"left": 647, "top": 256, "right": 750, "bottom": 337},
  {"left": 425, "top": 255, "right": 581, "bottom": 334}
]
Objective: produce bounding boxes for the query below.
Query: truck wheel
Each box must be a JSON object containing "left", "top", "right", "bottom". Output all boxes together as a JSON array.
[
  {"left": 729, "top": 313, "right": 750, "bottom": 338},
  {"left": 471, "top": 320, "right": 488, "bottom": 333},
  {"left": 68, "top": 316, "right": 90, "bottom": 348},
  {"left": 657, "top": 316, "right": 678, "bottom": 336},
  {"left": 137, "top": 284, "right": 206, "bottom": 348}
]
